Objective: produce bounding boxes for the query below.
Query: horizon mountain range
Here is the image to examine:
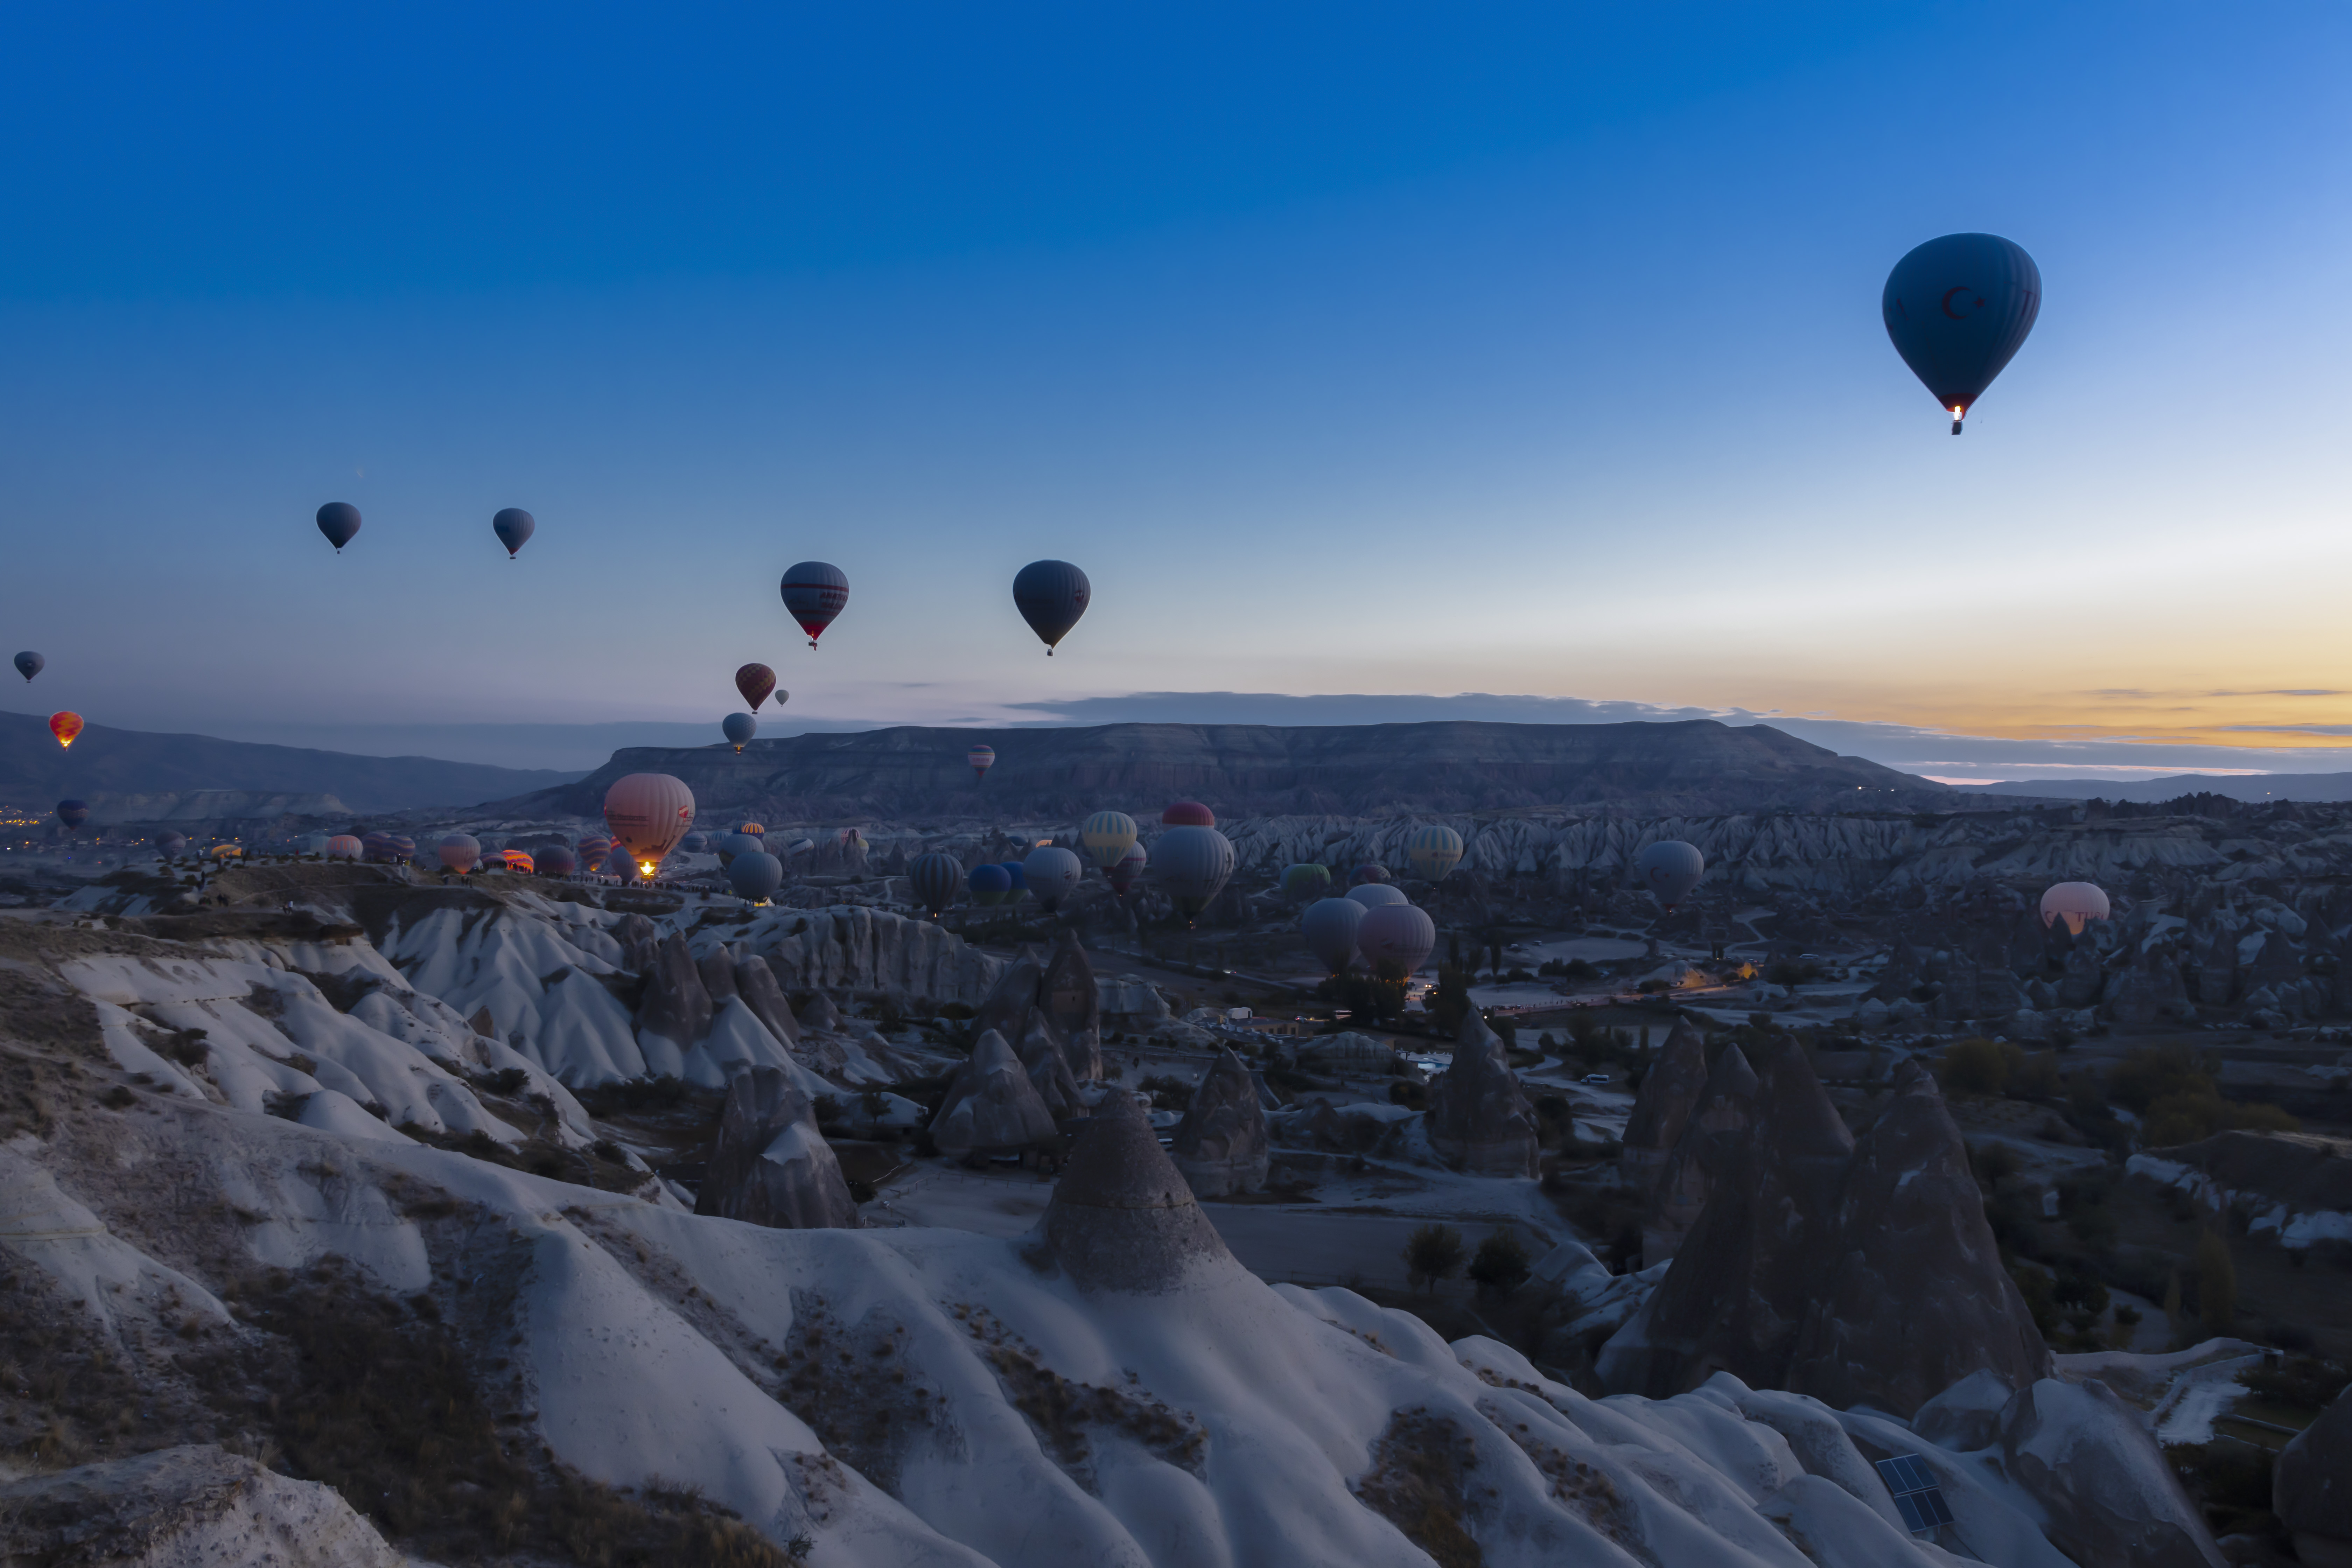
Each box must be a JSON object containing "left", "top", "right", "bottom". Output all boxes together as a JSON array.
[{"left": 5, "top": 707, "right": 2343, "bottom": 820}]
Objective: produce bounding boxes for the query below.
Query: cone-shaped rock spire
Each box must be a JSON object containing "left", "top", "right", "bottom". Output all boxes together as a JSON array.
[
  {"left": 1169, "top": 1048, "right": 1269, "bottom": 1197},
  {"left": 932, "top": 1029, "right": 1061, "bottom": 1153},
  {"left": 1044, "top": 1091, "right": 1234, "bottom": 1292}
]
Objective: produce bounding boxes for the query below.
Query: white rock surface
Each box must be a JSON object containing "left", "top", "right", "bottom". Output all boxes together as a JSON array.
[{"left": 0, "top": 1445, "right": 406, "bottom": 1567}]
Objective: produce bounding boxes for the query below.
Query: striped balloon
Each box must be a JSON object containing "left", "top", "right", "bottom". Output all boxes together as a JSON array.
[
  {"left": 1406, "top": 825, "right": 1464, "bottom": 883},
  {"left": 967, "top": 744, "right": 995, "bottom": 782},
  {"left": 1079, "top": 811, "right": 1138, "bottom": 869},
  {"left": 909, "top": 851, "right": 963, "bottom": 918}
]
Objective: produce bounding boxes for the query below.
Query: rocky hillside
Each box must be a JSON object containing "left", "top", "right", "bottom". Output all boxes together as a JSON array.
[
  {"left": 516, "top": 719, "right": 1942, "bottom": 820},
  {"left": 0, "top": 709, "right": 580, "bottom": 815}
]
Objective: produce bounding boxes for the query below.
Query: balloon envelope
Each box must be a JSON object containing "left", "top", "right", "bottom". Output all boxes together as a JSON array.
[
  {"left": 1882, "top": 233, "right": 2041, "bottom": 429},
  {"left": 492, "top": 507, "right": 535, "bottom": 557},
  {"left": 315, "top": 502, "right": 360, "bottom": 551},
  {"left": 735, "top": 663, "right": 777, "bottom": 710},
  {"left": 722, "top": 712, "right": 757, "bottom": 751},
  {"left": 728, "top": 850, "right": 785, "bottom": 903},
  {"left": 967, "top": 744, "right": 995, "bottom": 780},
  {"left": 1151, "top": 825, "right": 1235, "bottom": 918},
  {"left": 1108, "top": 842, "right": 1148, "bottom": 895},
  {"left": 12, "top": 651, "right": 40, "bottom": 682},
  {"left": 739, "top": 822, "right": 766, "bottom": 837},
  {"left": 967, "top": 862, "right": 1011, "bottom": 906},
  {"left": 1350, "top": 863, "right": 1390, "bottom": 886},
  {"left": 438, "top": 833, "right": 482, "bottom": 874},
  {"left": 325, "top": 834, "right": 362, "bottom": 860},
  {"left": 156, "top": 832, "right": 188, "bottom": 858},
  {"left": 603, "top": 773, "right": 696, "bottom": 868},
  {"left": 1023, "top": 846, "right": 1085, "bottom": 911},
  {"left": 1302, "top": 896, "right": 1364, "bottom": 974},
  {"left": 603, "top": 845, "right": 638, "bottom": 879},
  {"left": 1634, "top": 840, "right": 1705, "bottom": 908},
  {"left": 780, "top": 561, "right": 849, "bottom": 646},
  {"left": 1000, "top": 860, "right": 1027, "bottom": 894},
  {"left": 1281, "top": 863, "right": 1332, "bottom": 903},
  {"left": 1406, "top": 825, "right": 1464, "bottom": 883},
  {"left": 1012, "top": 559, "right": 1090, "bottom": 652},
  {"left": 909, "top": 850, "right": 963, "bottom": 917},
  {"left": 537, "top": 845, "right": 578, "bottom": 876},
  {"left": 2039, "top": 882, "right": 2111, "bottom": 936},
  {"left": 1348, "top": 883, "right": 1410, "bottom": 911},
  {"left": 49, "top": 712, "right": 82, "bottom": 749},
  {"left": 1162, "top": 800, "right": 1215, "bottom": 827},
  {"left": 498, "top": 849, "right": 535, "bottom": 874},
  {"left": 714, "top": 832, "right": 762, "bottom": 867},
  {"left": 1357, "top": 902, "right": 1437, "bottom": 976},
  {"left": 54, "top": 800, "right": 88, "bottom": 829},
  {"left": 1079, "top": 811, "right": 1138, "bottom": 869}
]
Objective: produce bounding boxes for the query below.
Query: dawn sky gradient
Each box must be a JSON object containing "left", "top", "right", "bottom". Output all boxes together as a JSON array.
[{"left": 3, "top": 4, "right": 2349, "bottom": 778}]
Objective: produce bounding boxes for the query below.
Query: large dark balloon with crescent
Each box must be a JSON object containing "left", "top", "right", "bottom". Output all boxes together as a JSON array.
[
  {"left": 1012, "top": 560, "right": 1090, "bottom": 654},
  {"left": 780, "top": 562, "right": 849, "bottom": 648},
  {"left": 735, "top": 663, "right": 777, "bottom": 711},
  {"left": 316, "top": 502, "right": 361, "bottom": 552},
  {"left": 492, "top": 508, "right": 535, "bottom": 557},
  {"left": 1882, "top": 233, "right": 2041, "bottom": 433},
  {"left": 13, "top": 652, "right": 41, "bottom": 683}
]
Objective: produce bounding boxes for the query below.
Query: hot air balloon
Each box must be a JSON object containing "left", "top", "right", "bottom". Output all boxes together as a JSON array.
[
  {"left": 1634, "top": 840, "right": 1705, "bottom": 909},
  {"left": 325, "top": 834, "right": 363, "bottom": 860},
  {"left": 735, "top": 663, "right": 777, "bottom": 711},
  {"left": 1079, "top": 811, "right": 1138, "bottom": 870},
  {"left": 1348, "top": 882, "right": 1410, "bottom": 911},
  {"left": 785, "top": 836, "right": 815, "bottom": 858},
  {"left": 722, "top": 712, "right": 757, "bottom": 752},
  {"left": 1108, "top": 842, "right": 1147, "bottom": 896},
  {"left": 358, "top": 831, "right": 391, "bottom": 862},
  {"left": 603, "top": 845, "right": 638, "bottom": 880},
  {"left": 49, "top": 712, "right": 82, "bottom": 749},
  {"left": 967, "top": 744, "right": 995, "bottom": 782},
  {"left": 1302, "top": 897, "right": 1365, "bottom": 975},
  {"left": 1883, "top": 233, "right": 2041, "bottom": 434},
  {"left": 1012, "top": 560, "right": 1090, "bottom": 654},
  {"left": 498, "top": 849, "right": 535, "bottom": 874},
  {"left": 1281, "top": 863, "right": 1332, "bottom": 903},
  {"left": 714, "top": 832, "right": 762, "bottom": 867},
  {"left": 739, "top": 822, "right": 766, "bottom": 838},
  {"left": 577, "top": 835, "right": 613, "bottom": 865},
  {"left": 1152, "top": 825, "right": 1234, "bottom": 924},
  {"left": 54, "top": 800, "right": 88, "bottom": 830},
  {"left": 1406, "top": 825, "right": 1464, "bottom": 883},
  {"left": 1023, "top": 846, "right": 1084, "bottom": 912},
  {"left": 210, "top": 844, "right": 243, "bottom": 861},
  {"left": 604, "top": 773, "right": 695, "bottom": 876},
  {"left": 2039, "top": 882, "right": 2111, "bottom": 936},
  {"left": 999, "top": 860, "right": 1028, "bottom": 901},
  {"left": 1162, "top": 800, "right": 1215, "bottom": 827},
  {"left": 1351, "top": 863, "right": 1390, "bottom": 886},
  {"left": 909, "top": 851, "right": 963, "bottom": 918},
  {"left": 386, "top": 834, "right": 417, "bottom": 862},
  {"left": 780, "top": 561, "right": 849, "bottom": 648},
  {"left": 538, "top": 845, "right": 578, "bottom": 876},
  {"left": 728, "top": 850, "right": 785, "bottom": 904},
  {"left": 1357, "top": 902, "right": 1436, "bottom": 976},
  {"left": 156, "top": 832, "right": 188, "bottom": 859},
  {"left": 681, "top": 831, "right": 710, "bottom": 853},
  {"left": 968, "top": 862, "right": 1011, "bottom": 906},
  {"left": 13, "top": 652, "right": 40, "bottom": 682},
  {"left": 316, "top": 502, "right": 361, "bottom": 552},
  {"left": 491, "top": 507, "right": 535, "bottom": 557},
  {"left": 438, "top": 833, "right": 482, "bottom": 874}
]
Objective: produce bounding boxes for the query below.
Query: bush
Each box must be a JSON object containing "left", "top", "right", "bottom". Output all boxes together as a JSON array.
[
  {"left": 1940, "top": 1038, "right": 2011, "bottom": 1097},
  {"left": 1387, "top": 1080, "right": 1427, "bottom": 1110},
  {"left": 1138, "top": 1074, "right": 1194, "bottom": 1113},
  {"left": 1466, "top": 1231, "right": 1531, "bottom": 1296},
  {"left": 1539, "top": 958, "right": 1601, "bottom": 982},
  {"left": 1402, "top": 1223, "right": 1465, "bottom": 1294}
]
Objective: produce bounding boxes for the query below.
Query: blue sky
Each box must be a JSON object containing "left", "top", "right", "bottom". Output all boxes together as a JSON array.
[{"left": 4, "top": 4, "right": 2350, "bottom": 780}]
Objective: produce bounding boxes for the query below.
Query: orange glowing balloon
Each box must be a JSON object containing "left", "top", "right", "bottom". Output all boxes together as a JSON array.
[{"left": 49, "top": 712, "right": 83, "bottom": 749}]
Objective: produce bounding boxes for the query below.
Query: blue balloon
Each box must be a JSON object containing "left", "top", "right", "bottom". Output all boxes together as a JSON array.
[
  {"left": 999, "top": 860, "right": 1027, "bottom": 895},
  {"left": 727, "top": 850, "right": 784, "bottom": 903},
  {"left": 315, "top": 502, "right": 361, "bottom": 552},
  {"left": 492, "top": 507, "right": 536, "bottom": 557},
  {"left": 1882, "top": 233, "right": 2041, "bottom": 434},
  {"left": 721, "top": 712, "right": 757, "bottom": 751},
  {"left": 967, "top": 862, "right": 1011, "bottom": 906}
]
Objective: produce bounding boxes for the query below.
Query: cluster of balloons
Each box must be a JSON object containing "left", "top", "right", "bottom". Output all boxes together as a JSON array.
[
  {"left": 312, "top": 503, "right": 536, "bottom": 558},
  {"left": 777, "top": 559, "right": 1091, "bottom": 657}
]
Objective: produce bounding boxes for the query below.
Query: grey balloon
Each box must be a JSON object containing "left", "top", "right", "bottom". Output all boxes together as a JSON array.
[
  {"left": 1150, "top": 825, "right": 1235, "bottom": 918},
  {"left": 1301, "top": 896, "right": 1365, "bottom": 974},
  {"left": 1022, "top": 845, "right": 1085, "bottom": 911},
  {"left": 1356, "top": 902, "right": 1437, "bottom": 975},
  {"left": 727, "top": 850, "right": 784, "bottom": 903},
  {"left": 1634, "top": 839, "right": 1706, "bottom": 908},
  {"left": 1346, "top": 882, "right": 1409, "bottom": 911}
]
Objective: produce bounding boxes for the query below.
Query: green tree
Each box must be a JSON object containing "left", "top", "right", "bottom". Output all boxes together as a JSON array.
[
  {"left": 2196, "top": 1230, "right": 2236, "bottom": 1335},
  {"left": 1939, "top": 1038, "right": 2011, "bottom": 1098},
  {"left": 1403, "top": 1223, "right": 1465, "bottom": 1294},
  {"left": 1466, "top": 1231, "right": 1532, "bottom": 1297}
]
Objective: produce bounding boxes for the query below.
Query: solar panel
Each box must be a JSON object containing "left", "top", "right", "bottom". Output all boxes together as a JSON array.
[{"left": 1875, "top": 1455, "right": 1955, "bottom": 1534}]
